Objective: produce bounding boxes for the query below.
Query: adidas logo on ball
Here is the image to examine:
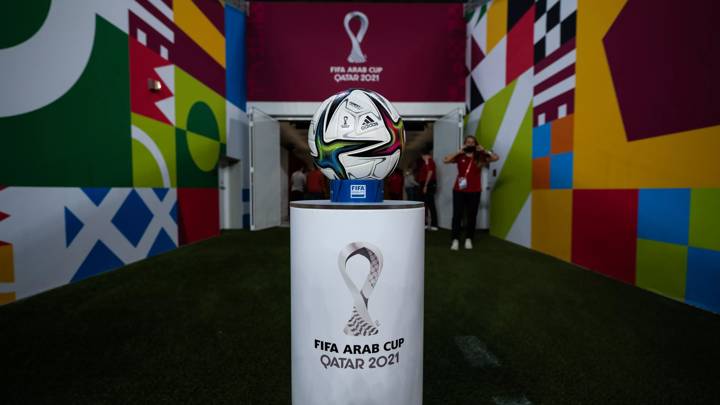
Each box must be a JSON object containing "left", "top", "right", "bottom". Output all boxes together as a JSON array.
[{"left": 360, "top": 115, "right": 379, "bottom": 130}]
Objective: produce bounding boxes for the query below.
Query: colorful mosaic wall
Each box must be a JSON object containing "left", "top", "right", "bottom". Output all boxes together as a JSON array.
[
  {"left": 0, "top": 0, "right": 246, "bottom": 303},
  {"left": 466, "top": 0, "right": 720, "bottom": 313}
]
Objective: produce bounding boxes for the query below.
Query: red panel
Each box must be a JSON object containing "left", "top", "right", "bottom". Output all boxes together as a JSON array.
[
  {"left": 572, "top": 189, "right": 638, "bottom": 284},
  {"left": 506, "top": 5, "right": 534, "bottom": 85},
  {"left": 178, "top": 188, "right": 219, "bottom": 245},
  {"left": 247, "top": 3, "right": 465, "bottom": 102},
  {"left": 129, "top": 39, "right": 174, "bottom": 125}
]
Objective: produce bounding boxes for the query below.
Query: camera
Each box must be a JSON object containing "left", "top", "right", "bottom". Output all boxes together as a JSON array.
[{"left": 463, "top": 145, "right": 475, "bottom": 153}]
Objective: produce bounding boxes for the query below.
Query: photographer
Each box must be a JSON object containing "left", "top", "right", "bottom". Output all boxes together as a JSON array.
[{"left": 443, "top": 136, "right": 499, "bottom": 250}]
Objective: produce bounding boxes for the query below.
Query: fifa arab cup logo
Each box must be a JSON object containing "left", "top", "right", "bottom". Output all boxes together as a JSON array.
[
  {"left": 344, "top": 11, "right": 368, "bottom": 64},
  {"left": 338, "top": 242, "right": 383, "bottom": 336}
]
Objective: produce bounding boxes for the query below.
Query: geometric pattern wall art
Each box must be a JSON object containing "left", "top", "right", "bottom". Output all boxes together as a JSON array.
[
  {"left": 532, "top": 114, "right": 573, "bottom": 189},
  {"left": 468, "top": 0, "right": 720, "bottom": 313},
  {"left": 574, "top": 0, "right": 720, "bottom": 190},
  {"left": 0, "top": 0, "right": 240, "bottom": 304},
  {"left": 603, "top": 0, "right": 720, "bottom": 141},
  {"left": 533, "top": 0, "right": 576, "bottom": 126},
  {"left": 0, "top": 187, "right": 177, "bottom": 300},
  {"left": 466, "top": 0, "right": 534, "bottom": 248}
]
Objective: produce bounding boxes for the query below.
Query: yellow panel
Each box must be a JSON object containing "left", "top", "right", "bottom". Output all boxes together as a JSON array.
[
  {"left": 574, "top": 0, "right": 720, "bottom": 189},
  {"left": 174, "top": 0, "right": 226, "bottom": 68},
  {"left": 531, "top": 190, "right": 573, "bottom": 261},
  {"left": 0, "top": 292, "right": 16, "bottom": 305},
  {"left": 486, "top": 0, "right": 507, "bottom": 53},
  {"left": 0, "top": 244, "right": 14, "bottom": 283}
]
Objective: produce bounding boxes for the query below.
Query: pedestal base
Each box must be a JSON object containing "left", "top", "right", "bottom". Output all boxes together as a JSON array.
[{"left": 290, "top": 200, "right": 424, "bottom": 405}]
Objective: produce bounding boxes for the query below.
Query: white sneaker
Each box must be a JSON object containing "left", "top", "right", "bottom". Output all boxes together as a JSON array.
[
  {"left": 429, "top": 226, "right": 439, "bottom": 231},
  {"left": 464, "top": 239, "right": 473, "bottom": 250},
  {"left": 450, "top": 239, "right": 459, "bottom": 251}
]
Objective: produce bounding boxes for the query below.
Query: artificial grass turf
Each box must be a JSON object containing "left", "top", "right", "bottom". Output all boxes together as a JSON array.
[{"left": 1, "top": 229, "right": 719, "bottom": 404}]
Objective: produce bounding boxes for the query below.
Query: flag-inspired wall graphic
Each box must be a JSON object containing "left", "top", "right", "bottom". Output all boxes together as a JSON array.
[
  {"left": 0, "top": 0, "right": 246, "bottom": 304},
  {"left": 466, "top": 0, "right": 720, "bottom": 313}
]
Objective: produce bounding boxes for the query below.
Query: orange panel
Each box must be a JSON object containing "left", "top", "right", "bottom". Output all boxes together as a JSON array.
[
  {"left": 532, "top": 157, "right": 550, "bottom": 189},
  {"left": 0, "top": 244, "right": 13, "bottom": 283},
  {"left": 551, "top": 114, "right": 574, "bottom": 154}
]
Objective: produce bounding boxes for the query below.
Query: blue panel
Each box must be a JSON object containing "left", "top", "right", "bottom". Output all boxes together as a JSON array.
[
  {"left": 148, "top": 228, "right": 177, "bottom": 257},
  {"left": 153, "top": 188, "right": 169, "bottom": 201},
  {"left": 638, "top": 188, "right": 690, "bottom": 245},
  {"left": 330, "top": 179, "right": 383, "bottom": 203},
  {"left": 81, "top": 188, "right": 111, "bottom": 206},
  {"left": 64, "top": 207, "right": 84, "bottom": 247},
  {"left": 242, "top": 188, "right": 250, "bottom": 202},
  {"left": 550, "top": 152, "right": 573, "bottom": 189},
  {"left": 71, "top": 241, "right": 124, "bottom": 282},
  {"left": 242, "top": 213, "right": 250, "bottom": 229},
  {"left": 532, "top": 124, "right": 551, "bottom": 158},
  {"left": 170, "top": 201, "right": 178, "bottom": 224},
  {"left": 686, "top": 247, "right": 720, "bottom": 313},
  {"left": 111, "top": 190, "right": 153, "bottom": 247},
  {"left": 226, "top": 5, "right": 246, "bottom": 110}
]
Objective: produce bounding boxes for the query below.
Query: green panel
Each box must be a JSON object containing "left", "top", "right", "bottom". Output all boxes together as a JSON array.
[
  {"left": 490, "top": 103, "right": 532, "bottom": 239},
  {"left": 0, "top": 0, "right": 51, "bottom": 48},
  {"left": 131, "top": 113, "right": 177, "bottom": 187},
  {"left": 176, "top": 128, "right": 218, "bottom": 187},
  {"left": 175, "top": 67, "right": 226, "bottom": 144},
  {"left": 636, "top": 239, "right": 687, "bottom": 300},
  {"left": 0, "top": 17, "right": 131, "bottom": 187},
  {"left": 476, "top": 80, "right": 516, "bottom": 149},
  {"left": 689, "top": 189, "right": 720, "bottom": 251},
  {"left": 187, "top": 102, "right": 220, "bottom": 141}
]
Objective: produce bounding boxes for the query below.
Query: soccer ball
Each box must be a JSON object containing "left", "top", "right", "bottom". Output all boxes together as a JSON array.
[{"left": 308, "top": 89, "right": 404, "bottom": 180}]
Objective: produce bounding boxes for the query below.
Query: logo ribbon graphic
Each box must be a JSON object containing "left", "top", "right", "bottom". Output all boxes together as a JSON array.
[
  {"left": 344, "top": 11, "right": 369, "bottom": 64},
  {"left": 338, "top": 242, "right": 383, "bottom": 336}
]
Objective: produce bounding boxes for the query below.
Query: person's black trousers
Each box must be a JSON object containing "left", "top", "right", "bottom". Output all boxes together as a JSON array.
[
  {"left": 451, "top": 190, "right": 481, "bottom": 241},
  {"left": 422, "top": 187, "right": 438, "bottom": 227}
]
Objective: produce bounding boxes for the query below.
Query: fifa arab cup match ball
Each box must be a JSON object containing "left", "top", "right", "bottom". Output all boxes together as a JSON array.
[{"left": 308, "top": 89, "right": 405, "bottom": 180}]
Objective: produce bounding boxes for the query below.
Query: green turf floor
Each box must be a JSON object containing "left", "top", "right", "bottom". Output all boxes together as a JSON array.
[{"left": 1, "top": 229, "right": 719, "bottom": 404}]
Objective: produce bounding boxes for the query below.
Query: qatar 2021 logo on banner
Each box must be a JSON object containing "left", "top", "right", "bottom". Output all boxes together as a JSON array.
[
  {"left": 338, "top": 242, "right": 383, "bottom": 336},
  {"left": 344, "top": 11, "right": 368, "bottom": 64},
  {"left": 330, "top": 11, "right": 384, "bottom": 84}
]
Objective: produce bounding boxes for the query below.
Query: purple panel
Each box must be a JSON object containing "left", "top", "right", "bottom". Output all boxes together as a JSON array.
[
  {"left": 192, "top": 0, "right": 225, "bottom": 33},
  {"left": 173, "top": 27, "right": 226, "bottom": 96},
  {"left": 603, "top": 0, "right": 720, "bottom": 141},
  {"left": 533, "top": 90, "right": 574, "bottom": 126}
]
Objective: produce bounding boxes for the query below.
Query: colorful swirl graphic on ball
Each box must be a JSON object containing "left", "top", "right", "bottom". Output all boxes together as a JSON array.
[{"left": 313, "top": 90, "right": 405, "bottom": 179}]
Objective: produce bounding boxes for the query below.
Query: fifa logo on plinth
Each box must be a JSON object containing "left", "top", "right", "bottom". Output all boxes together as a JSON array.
[{"left": 350, "top": 184, "right": 366, "bottom": 199}]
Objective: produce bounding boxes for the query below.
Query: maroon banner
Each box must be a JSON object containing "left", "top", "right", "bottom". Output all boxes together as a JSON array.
[{"left": 247, "top": 2, "right": 465, "bottom": 102}]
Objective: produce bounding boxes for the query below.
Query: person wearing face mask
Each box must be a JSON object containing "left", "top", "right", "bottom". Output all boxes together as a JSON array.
[{"left": 443, "top": 136, "right": 499, "bottom": 251}]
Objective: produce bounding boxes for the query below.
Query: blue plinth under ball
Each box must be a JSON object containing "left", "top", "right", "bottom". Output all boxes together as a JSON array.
[{"left": 330, "top": 179, "right": 384, "bottom": 203}]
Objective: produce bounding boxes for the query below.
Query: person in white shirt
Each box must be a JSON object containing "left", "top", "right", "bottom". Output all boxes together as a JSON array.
[{"left": 290, "top": 167, "right": 306, "bottom": 201}]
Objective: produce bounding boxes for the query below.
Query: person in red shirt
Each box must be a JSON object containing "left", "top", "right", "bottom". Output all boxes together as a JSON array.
[
  {"left": 443, "top": 136, "right": 499, "bottom": 250},
  {"left": 386, "top": 168, "right": 404, "bottom": 200},
  {"left": 416, "top": 149, "right": 438, "bottom": 230},
  {"left": 305, "top": 167, "right": 328, "bottom": 200}
]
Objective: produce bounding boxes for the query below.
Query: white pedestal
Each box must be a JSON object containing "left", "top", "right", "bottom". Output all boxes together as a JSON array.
[{"left": 290, "top": 200, "right": 425, "bottom": 405}]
